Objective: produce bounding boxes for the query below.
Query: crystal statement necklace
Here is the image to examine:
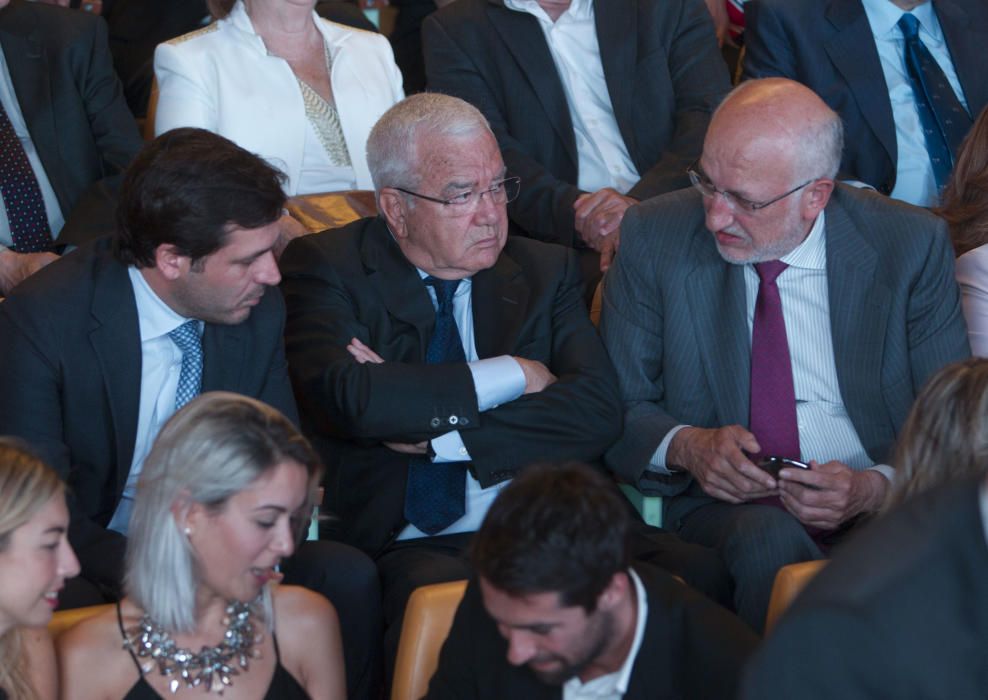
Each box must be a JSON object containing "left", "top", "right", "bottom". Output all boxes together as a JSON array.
[{"left": 123, "top": 599, "right": 263, "bottom": 694}]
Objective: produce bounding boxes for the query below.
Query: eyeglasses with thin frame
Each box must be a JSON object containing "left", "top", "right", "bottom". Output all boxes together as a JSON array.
[
  {"left": 686, "top": 162, "right": 815, "bottom": 213},
  {"left": 392, "top": 176, "right": 521, "bottom": 213}
]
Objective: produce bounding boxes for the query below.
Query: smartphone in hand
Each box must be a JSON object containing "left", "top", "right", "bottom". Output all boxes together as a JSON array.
[{"left": 757, "top": 456, "right": 809, "bottom": 480}]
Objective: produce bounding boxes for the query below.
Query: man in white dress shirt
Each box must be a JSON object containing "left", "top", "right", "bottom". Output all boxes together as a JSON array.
[
  {"left": 744, "top": 0, "right": 987, "bottom": 207},
  {"left": 423, "top": 0, "right": 730, "bottom": 280},
  {"left": 423, "top": 462, "right": 757, "bottom": 700},
  {"left": 600, "top": 78, "right": 970, "bottom": 632}
]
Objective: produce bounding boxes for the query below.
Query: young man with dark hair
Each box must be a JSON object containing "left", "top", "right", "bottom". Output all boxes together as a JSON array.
[
  {"left": 424, "top": 462, "right": 758, "bottom": 700},
  {"left": 0, "top": 128, "right": 383, "bottom": 700}
]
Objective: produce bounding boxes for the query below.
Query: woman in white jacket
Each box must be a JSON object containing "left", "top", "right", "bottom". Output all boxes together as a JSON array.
[{"left": 154, "top": 0, "right": 404, "bottom": 196}]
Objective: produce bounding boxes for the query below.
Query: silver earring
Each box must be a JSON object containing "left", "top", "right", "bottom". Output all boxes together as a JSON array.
[{"left": 184, "top": 526, "right": 192, "bottom": 536}]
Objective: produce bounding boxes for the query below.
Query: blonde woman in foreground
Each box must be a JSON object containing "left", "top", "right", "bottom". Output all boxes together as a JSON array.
[
  {"left": 58, "top": 393, "right": 344, "bottom": 699},
  {"left": 0, "top": 438, "right": 80, "bottom": 700}
]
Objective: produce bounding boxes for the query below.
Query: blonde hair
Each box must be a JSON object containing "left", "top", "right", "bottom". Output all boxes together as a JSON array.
[
  {"left": 125, "top": 393, "right": 323, "bottom": 633},
  {"left": 888, "top": 359, "right": 988, "bottom": 509},
  {"left": 0, "top": 439, "right": 64, "bottom": 700}
]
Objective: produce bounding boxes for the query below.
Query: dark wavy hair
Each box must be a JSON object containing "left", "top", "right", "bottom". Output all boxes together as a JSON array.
[
  {"left": 113, "top": 127, "right": 286, "bottom": 268},
  {"left": 471, "top": 462, "right": 630, "bottom": 613},
  {"left": 938, "top": 105, "right": 988, "bottom": 257}
]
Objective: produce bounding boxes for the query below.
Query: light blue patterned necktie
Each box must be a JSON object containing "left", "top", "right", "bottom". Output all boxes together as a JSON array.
[{"left": 168, "top": 320, "right": 203, "bottom": 411}]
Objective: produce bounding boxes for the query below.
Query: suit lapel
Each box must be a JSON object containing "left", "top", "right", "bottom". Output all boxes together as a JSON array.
[
  {"left": 824, "top": 0, "right": 897, "bottom": 167},
  {"left": 361, "top": 218, "right": 435, "bottom": 358},
  {"left": 201, "top": 321, "right": 245, "bottom": 392},
  {"left": 685, "top": 233, "right": 750, "bottom": 427},
  {"left": 486, "top": 0, "right": 578, "bottom": 168},
  {"left": 824, "top": 191, "right": 889, "bottom": 439},
  {"left": 0, "top": 4, "right": 65, "bottom": 208},
  {"left": 471, "top": 249, "right": 529, "bottom": 358},
  {"left": 935, "top": 0, "right": 988, "bottom": 116},
  {"left": 88, "top": 258, "right": 143, "bottom": 489},
  {"left": 595, "top": 0, "right": 639, "bottom": 165}
]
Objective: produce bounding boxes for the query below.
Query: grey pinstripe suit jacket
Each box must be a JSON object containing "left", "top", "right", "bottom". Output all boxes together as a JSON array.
[{"left": 600, "top": 184, "right": 970, "bottom": 527}]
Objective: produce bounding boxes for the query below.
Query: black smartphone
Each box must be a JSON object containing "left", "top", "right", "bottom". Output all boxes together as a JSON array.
[{"left": 757, "top": 456, "right": 809, "bottom": 480}]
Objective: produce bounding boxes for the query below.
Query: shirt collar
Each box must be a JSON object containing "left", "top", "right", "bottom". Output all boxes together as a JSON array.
[
  {"left": 561, "top": 568, "right": 648, "bottom": 697},
  {"left": 128, "top": 266, "right": 196, "bottom": 343},
  {"left": 416, "top": 268, "right": 472, "bottom": 298},
  {"left": 861, "top": 0, "right": 941, "bottom": 42},
  {"left": 779, "top": 210, "right": 827, "bottom": 271},
  {"left": 503, "top": 0, "right": 594, "bottom": 23}
]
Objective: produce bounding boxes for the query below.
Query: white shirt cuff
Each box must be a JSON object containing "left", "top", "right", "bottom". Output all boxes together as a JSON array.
[
  {"left": 868, "top": 463, "right": 895, "bottom": 482},
  {"left": 431, "top": 431, "right": 471, "bottom": 463},
  {"left": 647, "top": 425, "right": 691, "bottom": 475},
  {"left": 468, "top": 355, "right": 525, "bottom": 412}
]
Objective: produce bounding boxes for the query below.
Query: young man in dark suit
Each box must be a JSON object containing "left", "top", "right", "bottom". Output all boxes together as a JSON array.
[
  {"left": 0, "top": 128, "right": 382, "bottom": 700},
  {"left": 424, "top": 462, "right": 758, "bottom": 700}
]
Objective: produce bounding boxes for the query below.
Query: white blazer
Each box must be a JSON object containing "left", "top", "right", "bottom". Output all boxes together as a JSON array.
[
  {"left": 956, "top": 243, "right": 988, "bottom": 358},
  {"left": 153, "top": 1, "right": 404, "bottom": 193}
]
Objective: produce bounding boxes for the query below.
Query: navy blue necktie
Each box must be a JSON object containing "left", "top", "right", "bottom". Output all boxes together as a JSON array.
[
  {"left": 403, "top": 277, "right": 468, "bottom": 535},
  {"left": 0, "top": 101, "right": 53, "bottom": 253},
  {"left": 898, "top": 13, "right": 972, "bottom": 191},
  {"left": 168, "top": 320, "right": 203, "bottom": 411}
]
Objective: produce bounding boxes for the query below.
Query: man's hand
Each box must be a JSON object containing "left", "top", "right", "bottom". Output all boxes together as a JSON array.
[
  {"left": 384, "top": 440, "right": 428, "bottom": 454},
  {"left": 599, "top": 232, "right": 619, "bottom": 273},
  {"left": 0, "top": 249, "right": 59, "bottom": 296},
  {"left": 514, "top": 357, "right": 556, "bottom": 394},
  {"left": 667, "top": 426, "right": 777, "bottom": 503},
  {"left": 573, "top": 189, "right": 636, "bottom": 252},
  {"left": 347, "top": 337, "right": 385, "bottom": 364},
  {"left": 778, "top": 461, "right": 889, "bottom": 530}
]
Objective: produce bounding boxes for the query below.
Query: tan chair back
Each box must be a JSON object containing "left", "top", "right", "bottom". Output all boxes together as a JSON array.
[
  {"left": 764, "top": 560, "right": 826, "bottom": 633},
  {"left": 48, "top": 604, "right": 112, "bottom": 639},
  {"left": 390, "top": 580, "right": 467, "bottom": 700}
]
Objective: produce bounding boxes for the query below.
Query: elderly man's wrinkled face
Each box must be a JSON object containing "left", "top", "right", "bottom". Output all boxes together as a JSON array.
[
  {"left": 392, "top": 131, "right": 509, "bottom": 280},
  {"left": 699, "top": 130, "right": 813, "bottom": 265}
]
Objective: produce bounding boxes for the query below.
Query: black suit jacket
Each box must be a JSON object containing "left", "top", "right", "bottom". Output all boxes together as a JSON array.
[
  {"left": 425, "top": 566, "right": 759, "bottom": 699},
  {"left": 0, "top": 0, "right": 142, "bottom": 247},
  {"left": 280, "top": 217, "right": 622, "bottom": 555},
  {"left": 744, "top": 0, "right": 988, "bottom": 196},
  {"left": 422, "top": 0, "right": 730, "bottom": 248},
  {"left": 743, "top": 477, "right": 988, "bottom": 698},
  {"left": 0, "top": 238, "right": 297, "bottom": 586}
]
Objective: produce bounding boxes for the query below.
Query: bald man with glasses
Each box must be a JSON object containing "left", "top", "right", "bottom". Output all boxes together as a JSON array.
[{"left": 600, "top": 78, "right": 970, "bottom": 633}]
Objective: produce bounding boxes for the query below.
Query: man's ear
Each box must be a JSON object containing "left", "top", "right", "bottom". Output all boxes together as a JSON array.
[
  {"left": 802, "top": 179, "right": 835, "bottom": 220},
  {"left": 378, "top": 189, "right": 408, "bottom": 240},
  {"left": 154, "top": 244, "right": 191, "bottom": 281},
  {"left": 596, "top": 571, "right": 630, "bottom": 613}
]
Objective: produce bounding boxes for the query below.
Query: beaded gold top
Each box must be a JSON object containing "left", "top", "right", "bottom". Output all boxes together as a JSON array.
[{"left": 296, "top": 43, "right": 352, "bottom": 167}]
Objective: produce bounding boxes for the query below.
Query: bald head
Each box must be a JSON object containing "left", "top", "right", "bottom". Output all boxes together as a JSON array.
[{"left": 707, "top": 78, "right": 843, "bottom": 185}]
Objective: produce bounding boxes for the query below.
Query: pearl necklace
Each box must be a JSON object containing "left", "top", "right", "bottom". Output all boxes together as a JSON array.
[{"left": 123, "top": 600, "right": 263, "bottom": 694}]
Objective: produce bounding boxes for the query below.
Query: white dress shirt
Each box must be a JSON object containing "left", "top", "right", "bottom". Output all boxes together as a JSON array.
[
  {"left": 562, "top": 568, "right": 648, "bottom": 700},
  {"left": 861, "top": 0, "right": 969, "bottom": 207},
  {"left": 651, "top": 213, "right": 893, "bottom": 480},
  {"left": 0, "top": 46, "right": 65, "bottom": 248},
  {"left": 397, "top": 273, "right": 527, "bottom": 540},
  {"left": 107, "top": 267, "right": 201, "bottom": 534},
  {"left": 955, "top": 243, "right": 988, "bottom": 358},
  {"left": 502, "top": 0, "right": 639, "bottom": 194}
]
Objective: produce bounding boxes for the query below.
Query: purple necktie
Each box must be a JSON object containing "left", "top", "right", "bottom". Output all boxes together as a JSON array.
[
  {"left": 0, "top": 101, "right": 54, "bottom": 253},
  {"left": 749, "top": 261, "right": 799, "bottom": 461}
]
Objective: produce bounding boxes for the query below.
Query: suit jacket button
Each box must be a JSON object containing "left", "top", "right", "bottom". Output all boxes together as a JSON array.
[
  {"left": 449, "top": 415, "right": 458, "bottom": 425},
  {"left": 430, "top": 417, "right": 441, "bottom": 428},
  {"left": 459, "top": 417, "right": 470, "bottom": 426}
]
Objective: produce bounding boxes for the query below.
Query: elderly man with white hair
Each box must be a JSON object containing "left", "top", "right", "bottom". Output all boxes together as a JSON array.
[
  {"left": 279, "top": 92, "right": 730, "bottom": 674},
  {"left": 601, "top": 77, "right": 970, "bottom": 632}
]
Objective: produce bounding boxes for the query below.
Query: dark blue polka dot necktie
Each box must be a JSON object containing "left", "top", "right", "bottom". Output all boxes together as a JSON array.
[
  {"left": 0, "top": 101, "right": 54, "bottom": 253},
  {"left": 168, "top": 320, "right": 203, "bottom": 411},
  {"left": 898, "top": 13, "right": 972, "bottom": 191},
  {"left": 403, "top": 276, "right": 468, "bottom": 535}
]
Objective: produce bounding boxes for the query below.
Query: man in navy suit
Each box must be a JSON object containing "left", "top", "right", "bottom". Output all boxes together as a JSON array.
[
  {"left": 744, "top": 0, "right": 988, "bottom": 207},
  {"left": 0, "top": 0, "right": 141, "bottom": 294}
]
